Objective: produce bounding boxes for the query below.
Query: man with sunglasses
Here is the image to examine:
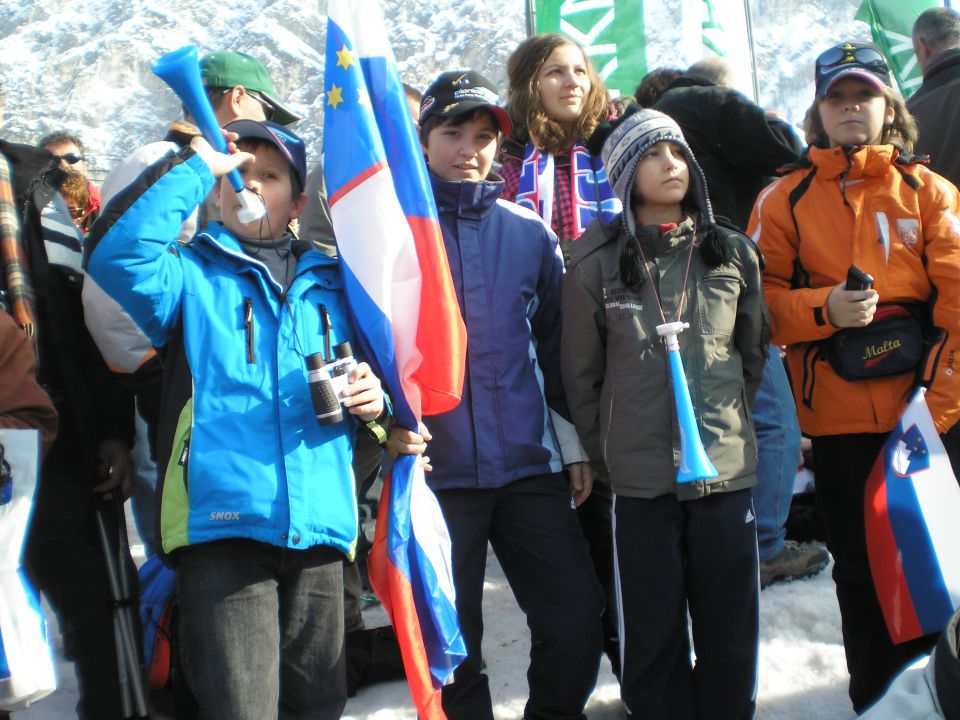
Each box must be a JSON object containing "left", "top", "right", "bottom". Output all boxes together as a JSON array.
[
  {"left": 40, "top": 131, "right": 101, "bottom": 231},
  {"left": 910, "top": 7, "right": 960, "bottom": 190}
]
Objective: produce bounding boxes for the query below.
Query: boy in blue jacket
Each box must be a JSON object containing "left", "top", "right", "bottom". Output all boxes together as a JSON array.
[
  {"left": 389, "top": 70, "right": 603, "bottom": 720},
  {"left": 85, "top": 121, "right": 385, "bottom": 720}
]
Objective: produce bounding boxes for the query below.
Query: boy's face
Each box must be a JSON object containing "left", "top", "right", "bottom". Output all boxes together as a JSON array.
[
  {"left": 216, "top": 142, "right": 305, "bottom": 241},
  {"left": 422, "top": 112, "right": 499, "bottom": 183}
]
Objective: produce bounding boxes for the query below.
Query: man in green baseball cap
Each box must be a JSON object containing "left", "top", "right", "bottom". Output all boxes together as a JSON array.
[{"left": 200, "top": 50, "right": 302, "bottom": 126}]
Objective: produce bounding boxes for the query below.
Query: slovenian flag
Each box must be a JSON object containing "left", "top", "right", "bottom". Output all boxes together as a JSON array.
[
  {"left": 322, "top": 0, "right": 468, "bottom": 716},
  {"left": 865, "top": 387, "right": 960, "bottom": 643}
]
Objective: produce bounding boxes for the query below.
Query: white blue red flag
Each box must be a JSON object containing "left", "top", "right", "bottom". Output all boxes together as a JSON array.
[
  {"left": 865, "top": 388, "right": 960, "bottom": 643},
  {"left": 322, "top": 0, "right": 468, "bottom": 715}
]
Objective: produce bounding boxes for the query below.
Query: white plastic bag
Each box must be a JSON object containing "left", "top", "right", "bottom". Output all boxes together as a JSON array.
[{"left": 0, "top": 428, "right": 57, "bottom": 711}]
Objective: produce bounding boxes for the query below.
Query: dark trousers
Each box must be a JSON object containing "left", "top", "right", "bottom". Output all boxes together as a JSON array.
[
  {"left": 23, "top": 476, "right": 135, "bottom": 720},
  {"left": 576, "top": 477, "right": 620, "bottom": 678},
  {"left": 177, "top": 539, "right": 346, "bottom": 720},
  {"left": 436, "top": 473, "right": 603, "bottom": 720},
  {"left": 614, "top": 489, "right": 759, "bottom": 720},
  {"left": 812, "top": 433, "right": 940, "bottom": 712}
]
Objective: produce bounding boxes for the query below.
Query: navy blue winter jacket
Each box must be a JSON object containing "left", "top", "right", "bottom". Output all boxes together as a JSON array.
[{"left": 424, "top": 173, "right": 584, "bottom": 491}]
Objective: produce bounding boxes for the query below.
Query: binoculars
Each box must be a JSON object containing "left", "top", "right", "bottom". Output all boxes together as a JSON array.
[{"left": 307, "top": 341, "right": 357, "bottom": 425}]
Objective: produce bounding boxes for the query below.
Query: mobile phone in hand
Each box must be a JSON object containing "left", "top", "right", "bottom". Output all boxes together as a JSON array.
[{"left": 845, "top": 265, "right": 874, "bottom": 291}]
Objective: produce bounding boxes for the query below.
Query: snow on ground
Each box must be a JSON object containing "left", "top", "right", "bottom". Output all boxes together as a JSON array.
[{"left": 13, "top": 502, "right": 856, "bottom": 720}]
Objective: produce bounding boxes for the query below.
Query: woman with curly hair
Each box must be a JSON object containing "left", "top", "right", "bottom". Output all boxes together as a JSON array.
[
  {"left": 498, "top": 32, "right": 624, "bottom": 681},
  {"left": 499, "top": 34, "right": 621, "bottom": 254}
]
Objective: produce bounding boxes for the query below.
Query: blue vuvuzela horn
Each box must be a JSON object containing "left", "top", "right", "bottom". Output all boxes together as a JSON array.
[
  {"left": 151, "top": 45, "right": 265, "bottom": 223},
  {"left": 656, "top": 321, "right": 719, "bottom": 484}
]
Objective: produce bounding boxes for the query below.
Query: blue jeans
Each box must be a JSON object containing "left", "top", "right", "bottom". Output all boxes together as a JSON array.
[
  {"left": 751, "top": 345, "right": 801, "bottom": 562},
  {"left": 177, "top": 539, "right": 346, "bottom": 720}
]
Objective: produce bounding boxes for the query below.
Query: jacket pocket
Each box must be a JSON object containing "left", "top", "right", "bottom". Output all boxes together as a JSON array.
[
  {"left": 242, "top": 297, "right": 255, "bottom": 365},
  {"left": 698, "top": 270, "right": 742, "bottom": 335}
]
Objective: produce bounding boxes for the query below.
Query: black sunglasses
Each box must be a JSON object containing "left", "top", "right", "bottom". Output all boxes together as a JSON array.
[
  {"left": 54, "top": 153, "right": 84, "bottom": 165},
  {"left": 816, "top": 45, "right": 888, "bottom": 73},
  {"left": 224, "top": 88, "right": 275, "bottom": 122}
]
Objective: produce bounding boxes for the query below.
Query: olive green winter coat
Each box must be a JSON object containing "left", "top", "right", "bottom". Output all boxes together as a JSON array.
[{"left": 561, "top": 216, "right": 767, "bottom": 500}]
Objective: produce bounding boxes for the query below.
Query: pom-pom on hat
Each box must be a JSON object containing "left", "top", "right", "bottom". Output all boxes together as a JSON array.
[{"left": 595, "top": 105, "right": 715, "bottom": 238}]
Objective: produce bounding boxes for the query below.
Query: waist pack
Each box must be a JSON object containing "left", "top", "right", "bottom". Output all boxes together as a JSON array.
[{"left": 824, "top": 304, "right": 924, "bottom": 381}]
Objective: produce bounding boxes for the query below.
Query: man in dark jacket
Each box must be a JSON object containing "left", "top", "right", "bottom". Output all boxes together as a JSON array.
[
  {"left": 0, "top": 139, "right": 136, "bottom": 720},
  {"left": 910, "top": 7, "right": 960, "bottom": 189},
  {"left": 653, "top": 57, "right": 802, "bottom": 231}
]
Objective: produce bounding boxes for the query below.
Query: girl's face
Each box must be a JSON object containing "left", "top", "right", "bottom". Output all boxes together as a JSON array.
[
  {"left": 818, "top": 77, "right": 894, "bottom": 147},
  {"left": 537, "top": 44, "right": 592, "bottom": 129},
  {"left": 632, "top": 142, "right": 689, "bottom": 217}
]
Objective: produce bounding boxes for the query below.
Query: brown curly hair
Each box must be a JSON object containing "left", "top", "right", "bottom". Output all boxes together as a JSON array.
[
  {"left": 803, "top": 85, "right": 918, "bottom": 153},
  {"left": 505, "top": 34, "right": 609, "bottom": 154}
]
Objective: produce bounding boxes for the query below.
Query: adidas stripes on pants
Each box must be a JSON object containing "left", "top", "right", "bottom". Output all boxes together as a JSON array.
[{"left": 613, "top": 488, "right": 759, "bottom": 720}]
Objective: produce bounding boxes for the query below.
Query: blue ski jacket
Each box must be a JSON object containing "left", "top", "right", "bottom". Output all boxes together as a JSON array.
[
  {"left": 85, "top": 148, "right": 358, "bottom": 558},
  {"left": 424, "top": 173, "right": 584, "bottom": 491}
]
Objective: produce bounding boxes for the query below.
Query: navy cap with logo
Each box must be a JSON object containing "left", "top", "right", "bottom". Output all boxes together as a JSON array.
[
  {"left": 223, "top": 119, "right": 307, "bottom": 189},
  {"left": 419, "top": 70, "right": 512, "bottom": 135},
  {"left": 815, "top": 41, "right": 892, "bottom": 98}
]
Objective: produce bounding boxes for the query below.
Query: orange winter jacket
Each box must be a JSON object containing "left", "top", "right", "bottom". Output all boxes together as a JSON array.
[{"left": 748, "top": 144, "right": 960, "bottom": 436}]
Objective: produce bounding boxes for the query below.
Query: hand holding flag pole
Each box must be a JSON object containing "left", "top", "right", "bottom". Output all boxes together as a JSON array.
[{"left": 656, "top": 321, "right": 718, "bottom": 484}]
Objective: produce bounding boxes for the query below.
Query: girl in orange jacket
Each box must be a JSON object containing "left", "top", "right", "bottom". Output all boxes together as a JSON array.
[{"left": 749, "top": 41, "right": 960, "bottom": 713}]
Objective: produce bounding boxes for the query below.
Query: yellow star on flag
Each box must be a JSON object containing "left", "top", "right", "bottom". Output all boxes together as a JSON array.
[
  {"left": 357, "top": 87, "right": 370, "bottom": 106},
  {"left": 336, "top": 44, "right": 354, "bottom": 70},
  {"left": 327, "top": 84, "right": 344, "bottom": 109}
]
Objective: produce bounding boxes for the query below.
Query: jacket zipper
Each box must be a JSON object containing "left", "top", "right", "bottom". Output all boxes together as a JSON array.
[
  {"left": 178, "top": 437, "right": 190, "bottom": 491},
  {"left": 243, "top": 297, "right": 255, "bottom": 364}
]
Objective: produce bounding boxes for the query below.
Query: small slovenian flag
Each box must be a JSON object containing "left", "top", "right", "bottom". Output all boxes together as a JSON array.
[
  {"left": 865, "top": 387, "right": 960, "bottom": 644},
  {"left": 322, "top": 0, "right": 468, "bottom": 717}
]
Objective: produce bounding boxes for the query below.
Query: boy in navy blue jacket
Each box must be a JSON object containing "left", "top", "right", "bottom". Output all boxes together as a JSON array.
[
  {"left": 86, "top": 122, "right": 385, "bottom": 720},
  {"left": 389, "top": 70, "right": 603, "bottom": 720}
]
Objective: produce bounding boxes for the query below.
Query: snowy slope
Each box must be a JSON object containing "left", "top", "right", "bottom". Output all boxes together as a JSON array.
[
  {"left": 2, "top": 0, "right": 872, "bottom": 180},
  {"left": 15, "top": 534, "right": 858, "bottom": 720}
]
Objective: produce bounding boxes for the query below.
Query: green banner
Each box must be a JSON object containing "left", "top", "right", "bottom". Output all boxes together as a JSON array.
[
  {"left": 855, "top": 0, "right": 942, "bottom": 97},
  {"left": 534, "top": 0, "right": 647, "bottom": 97}
]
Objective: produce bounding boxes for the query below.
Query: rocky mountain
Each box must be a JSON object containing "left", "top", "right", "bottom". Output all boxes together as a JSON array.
[{"left": 0, "top": 0, "right": 871, "bottom": 180}]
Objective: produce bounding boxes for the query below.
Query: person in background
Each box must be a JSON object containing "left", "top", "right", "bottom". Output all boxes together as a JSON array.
[
  {"left": 749, "top": 41, "right": 960, "bottom": 711},
  {"left": 39, "top": 131, "right": 100, "bottom": 232},
  {"left": 0, "top": 136, "right": 136, "bottom": 720},
  {"left": 910, "top": 6, "right": 960, "bottom": 189},
  {"left": 498, "top": 32, "right": 622, "bottom": 677},
  {"left": 633, "top": 67, "right": 683, "bottom": 108}
]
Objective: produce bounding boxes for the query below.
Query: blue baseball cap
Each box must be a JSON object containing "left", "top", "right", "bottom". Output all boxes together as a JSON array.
[{"left": 224, "top": 119, "right": 307, "bottom": 189}]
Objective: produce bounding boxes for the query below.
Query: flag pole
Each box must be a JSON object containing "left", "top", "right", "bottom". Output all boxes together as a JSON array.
[
  {"left": 743, "top": 0, "right": 760, "bottom": 104},
  {"left": 526, "top": 0, "right": 536, "bottom": 37}
]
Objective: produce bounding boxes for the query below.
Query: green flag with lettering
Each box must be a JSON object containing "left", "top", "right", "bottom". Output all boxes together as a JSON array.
[
  {"left": 534, "top": 0, "right": 647, "bottom": 97},
  {"left": 855, "top": 0, "right": 942, "bottom": 97}
]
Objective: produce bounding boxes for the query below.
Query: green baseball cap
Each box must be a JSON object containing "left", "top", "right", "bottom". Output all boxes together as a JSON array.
[{"left": 200, "top": 51, "right": 302, "bottom": 126}]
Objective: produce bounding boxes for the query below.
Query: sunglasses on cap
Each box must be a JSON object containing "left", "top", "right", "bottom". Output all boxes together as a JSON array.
[
  {"left": 53, "top": 153, "right": 84, "bottom": 165},
  {"left": 816, "top": 44, "right": 889, "bottom": 75}
]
